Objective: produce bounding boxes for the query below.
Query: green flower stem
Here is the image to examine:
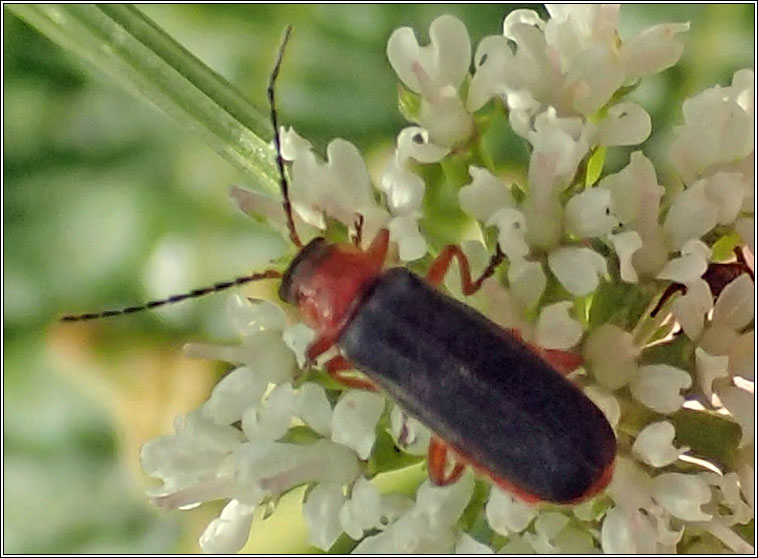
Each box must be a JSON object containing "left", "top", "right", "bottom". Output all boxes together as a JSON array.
[{"left": 8, "top": 4, "right": 279, "bottom": 194}]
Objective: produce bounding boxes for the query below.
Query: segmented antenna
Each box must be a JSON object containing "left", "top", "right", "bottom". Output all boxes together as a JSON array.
[
  {"left": 61, "top": 269, "right": 282, "bottom": 322},
  {"left": 267, "top": 24, "right": 302, "bottom": 249},
  {"left": 60, "top": 27, "right": 303, "bottom": 323}
]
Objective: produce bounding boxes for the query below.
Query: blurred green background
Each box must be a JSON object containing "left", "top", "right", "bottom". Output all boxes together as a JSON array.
[{"left": 3, "top": 5, "right": 753, "bottom": 554}]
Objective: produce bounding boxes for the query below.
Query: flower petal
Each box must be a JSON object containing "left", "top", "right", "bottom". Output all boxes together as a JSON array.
[
  {"left": 242, "top": 383, "right": 297, "bottom": 442},
  {"left": 485, "top": 487, "right": 537, "bottom": 535},
  {"left": 416, "top": 474, "right": 475, "bottom": 530},
  {"left": 601, "top": 505, "right": 657, "bottom": 554},
  {"left": 381, "top": 157, "right": 426, "bottom": 215},
  {"left": 632, "top": 421, "right": 689, "bottom": 467},
  {"left": 656, "top": 252, "right": 707, "bottom": 284},
  {"left": 535, "top": 301, "right": 583, "bottom": 350},
  {"left": 389, "top": 404, "right": 431, "bottom": 455},
  {"left": 663, "top": 181, "right": 719, "bottom": 250},
  {"left": 459, "top": 166, "right": 515, "bottom": 222},
  {"left": 704, "top": 172, "right": 747, "bottom": 225},
  {"left": 652, "top": 472, "right": 712, "bottom": 521},
  {"left": 507, "top": 258, "right": 546, "bottom": 311},
  {"left": 303, "top": 483, "right": 345, "bottom": 551},
  {"left": 564, "top": 187, "right": 616, "bottom": 238},
  {"left": 620, "top": 23, "right": 689, "bottom": 79},
  {"left": 202, "top": 366, "right": 268, "bottom": 425},
  {"left": 396, "top": 126, "right": 449, "bottom": 164},
  {"left": 609, "top": 230, "right": 643, "bottom": 283},
  {"left": 694, "top": 348, "right": 729, "bottom": 399},
  {"left": 296, "top": 382, "right": 333, "bottom": 437},
  {"left": 583, "top": 324, "right": 639, "bottom": 390},
  {"left": 630, "top": 364, "right": 692, "bottom": 414},
  {"left": 548, "top": 246, "right": 607, "bottom": 296},
  {"left": 489, "top": 207, "right": 529, "bottom": 261},
  {"left": 339, "top": 477, "right": 382, "bottom": 539},
  {"left": 670, "top": 278, "right": 713, "bottom": 339},
  {"left": 331, "top": 390, "right": 385, "bottom": 459},
  {"left": 717, "top": 385, "right": 754, "bottom": 448},
  {"left": 455, "top": 533, "right": 494, "bottom": 554},
  {"left": 388, "top": 214, "right": 428, "bottom": 261},
  {"left": 199, "top": 499, "right": 255, "bottom": 554},
  {"left": 712, "top": 274, "right": 755, "bottom": 330},
  {"left": 595, "top": 102, "right": 652, "bottom": 146},
  {"left": 468, "top": 35, "right": 511, "bottom": 112},
  {"left": 387, "top": 15, "right": 470, "bottom": 93}
]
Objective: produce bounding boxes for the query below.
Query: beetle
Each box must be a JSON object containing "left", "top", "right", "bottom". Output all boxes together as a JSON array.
[{"left": 63, "top": 26, "right": 616, "bottom": 505}]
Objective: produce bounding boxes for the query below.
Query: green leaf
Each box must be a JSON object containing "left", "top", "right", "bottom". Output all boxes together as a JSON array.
[{"left": 585, "top": 145, "right": 607, "bottom": 187}]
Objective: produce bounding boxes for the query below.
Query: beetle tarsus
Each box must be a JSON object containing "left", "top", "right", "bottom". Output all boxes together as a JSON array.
[
  {"left": 426, "top": 243, "right": 505, "bottom": 295},
  {"left": 428, "top": 436, "right": 466, "bottom": 485},
  {"left": 324, "top": 355, "right": 378, "bottom": 390}
]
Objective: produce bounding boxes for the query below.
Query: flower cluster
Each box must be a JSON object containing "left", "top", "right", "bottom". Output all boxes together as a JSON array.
[{"left": 143, "top": 6, "right": 754, "bottom": 554}]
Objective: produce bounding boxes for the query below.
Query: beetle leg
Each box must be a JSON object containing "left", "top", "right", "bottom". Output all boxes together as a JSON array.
[
  {"left": 366, "top": 228, "right": 390, "bottom": 267},
  {"left": 507, "top": 328, "right": 583, "bottom": 376},
  {"left": 428, "top": 436, "right": 466, "bottom": 485},
  {"left": 426, "top": 244, "right": 504, "bottom": 295},
  {"left": 305, "top": 333, "right": 339, "bottom": 366},
  {"left": 324, "top": 355, "right": 378, "bottom": 391}
]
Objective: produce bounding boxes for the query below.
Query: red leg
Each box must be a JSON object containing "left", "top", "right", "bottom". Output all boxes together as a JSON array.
[
  {"left": 428, "top": 436, "right": 466, "bottom": 486},
  {"left": 507, "top": 328, "right": 583, "bottom": 376},
  {"left": 366, "top": 228, "right": 390, "bottom": 267},
  {"left": 426, "top": 244, "right": 504, "bottom": 295},
  {"left": 324, "top": 355, "right": 378, "bottom": 391},
  {"left": 306, "top": 332, "right": 339, "bottom": 364}
]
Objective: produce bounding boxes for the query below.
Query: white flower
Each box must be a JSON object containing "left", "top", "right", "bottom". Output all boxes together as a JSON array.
[
  {"left": 455, "top": 533, "right": 494, "bottom": 554},
  {"left": 470, "top": 5, "right": 685, "bottom": 151},
  {"left": 669, "top": 69, "right": 754, "bottom": 185},
  {"left": 339, "top": 477, "right": 385, "bottom": 540},
  {"left": 656, "top": 239, "right": 711, "bottom": 284},
  {"left": 601, "top": 151, "right": 669, "bottom": 278},
  {"left": 632, "top": 421, "right": 689, "bottom": 467},
  {"left": 652, "top": 473, "right": 712, "bottom": 522},
  {"left": 199, "top": 499, "right": 256, "bottom": 554},
  {"left": 601, "top": 505, "right": 657, "bottom": 554},
  {"left": 694, "top": 347, "right": 729, "bottom": 399},
  {"left": 564, "top": 187, "right": 616, "bottom": 239},
  {"left": 387, "top": 214, "right": 427, "bottom": 262},
  {"left": 718, "top": 386, "right": 754, "bottom": 448},
  {"left": 608, "top": 230, "right": 643, "bottom": 283},
  {"left": 629, "top": 364, "right": 692, "bottom": 414},
  {"left": 507, "top": 258, "right": 547, "bottom": 311},
  {"left": 303, "top": 483, "right": 346, "bottom": 550},
  {"left": 535, "top": 301, "right": 583, "bottom": 350},
  {"left": 353, "top": 475, "right": 475, "bottom": 554},
  {"left": 485, "top": 487, "right": 537, "bottom": 535},
  {"left": 389, "top": 404, "right": 431, "bottom": 455},
  {"left": 331, "top": 390, "right": 385, "bottom": 460},
  {"left": 671, "top": 278, "right": 713, "bottom": 340},
  {"left": 387, "top": 15, "right": 474, "bottom": 147},
  {"left": 547, "top": 246, "right": 608, "bottom": 297},
  {"left": 458, "top": 166, "right": 516, "bottom": 223},
  {"left": 378, "top": 127, "right": 444, "bottom": 261}
]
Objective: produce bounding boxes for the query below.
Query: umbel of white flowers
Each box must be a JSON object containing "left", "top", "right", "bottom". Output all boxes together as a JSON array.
[{"left": 142, "top": 5, "right": 754, "bottom": 554}]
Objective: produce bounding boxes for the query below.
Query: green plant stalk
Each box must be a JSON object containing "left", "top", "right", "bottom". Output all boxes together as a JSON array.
[{"left": 8, "top": 4, "right": 279, "bottom": 195}]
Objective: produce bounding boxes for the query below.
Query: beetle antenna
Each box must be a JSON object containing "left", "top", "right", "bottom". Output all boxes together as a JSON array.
[
  {"left": 268, "top": 25, "right": 302, "bottom": 249},
  {"left": 61, "top": 269, "right": 282, "bottom": 322},
  {"left": 472, "top": 243, "right": 505, "bottom": 292}
]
